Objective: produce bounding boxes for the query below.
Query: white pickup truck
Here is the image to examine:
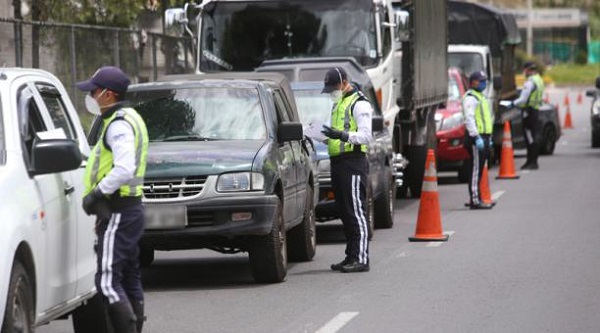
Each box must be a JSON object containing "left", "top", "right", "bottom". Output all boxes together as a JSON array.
[{"left": 0, "top": 68, "right": 108, "bottom": 332}]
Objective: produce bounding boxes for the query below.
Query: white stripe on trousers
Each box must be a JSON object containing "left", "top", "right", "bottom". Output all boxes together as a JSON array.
[
  {"left": 351, "top": 175, "right": 368, "bottom": 264},
  {"left": 101, "top": 213, "right": 121, "bottom": 304},
  {"left": 471, "top": 145, "right": 480, "bottom": 204}
]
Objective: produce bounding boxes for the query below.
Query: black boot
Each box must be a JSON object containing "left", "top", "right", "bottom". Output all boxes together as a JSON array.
[
  {"left": 130, "top": 299, "right": 145, "bottom": 333},
  {"left": 108, "top": 301, "right": 137, "bottom": 333},
  {"left": 522, "top": 143, "right": 539, "bottom": 170}
]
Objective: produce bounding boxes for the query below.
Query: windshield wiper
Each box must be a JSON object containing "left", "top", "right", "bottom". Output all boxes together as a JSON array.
[{"left": 163, "top": 135, "right": 216, "bottom": 142}]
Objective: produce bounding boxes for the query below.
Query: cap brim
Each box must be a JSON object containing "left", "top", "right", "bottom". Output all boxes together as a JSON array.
[
  {"left": 76, "top": 80, "right": 99, "bottom": 92},
  {"left": 321, "top": 85, "right": 337, "bottom": 94}
]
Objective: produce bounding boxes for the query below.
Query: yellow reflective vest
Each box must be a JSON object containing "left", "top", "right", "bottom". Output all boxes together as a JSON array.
[
  {"left": 327, "top": 91, "right": 368, "bottom": 157},
  {"left": 463, "top": 89, "right": 493, "bottom": 135}
]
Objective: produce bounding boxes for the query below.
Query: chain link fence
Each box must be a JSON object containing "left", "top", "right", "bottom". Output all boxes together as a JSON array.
[{"left": 0, "top": 18, "right": 195, "bottom": 131}]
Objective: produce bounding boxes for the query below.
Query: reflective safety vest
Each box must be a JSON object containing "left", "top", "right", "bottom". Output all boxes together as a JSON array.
[
  {"left": 84, "top": 107, "right": 149, "bottom": 198},
  {"left": 327, "top": 91, "right": 368, "bottom": 157},
  {"left": 526, "top": 74, "right": 545, "bottom": 110},
  {"left": 464, "top": 89, "right": 493, "bottom": 135}
]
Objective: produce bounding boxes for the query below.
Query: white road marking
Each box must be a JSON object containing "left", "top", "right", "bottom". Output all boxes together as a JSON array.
[
  {"left": 426, "top": 231, "right": 455, "bottom": 247},
  {"left": 492, "top": 190, "right": 506, "bottom": 201},
  {"left": 316, "top": 312, "right": 359, "bottom": 333},
  {"left": 521, "top": 170, "right": 531, "bottom": 175}
]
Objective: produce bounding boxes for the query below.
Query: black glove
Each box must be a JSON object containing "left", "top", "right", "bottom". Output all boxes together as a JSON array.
[
  {"left": 82, "top": 188, "right": 112, "bottom": 221},
  {"left": 321, "top": 125, "right": 349, "bottom": 142}
]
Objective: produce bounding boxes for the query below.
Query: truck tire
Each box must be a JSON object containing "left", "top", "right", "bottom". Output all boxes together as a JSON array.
[
  {"left": 1, "top": 261, "right": 34, "bottom": 333},
  {"left": 405, "top": 145, "right": 427, "bottom": 198},
  {"left": 72, "top": 293, "right": 113, "bottom": 333},
  {"left": 139, "top": 247, "right": 154, "bottom": 267},
  {"left": 539, "top": 125, "right": 557, "bottom": 155},
  {"left": 287, "top": 186, "right": 317, "bottom": 262},
  {"left": 249, "top": 200, "right": 287, "bottom": 283},
  {"left": 374, "top": 167, "right": 395, "bottom": 229},
  {"left": 592, "top": 129, "right": 600, "bottom": 148}
]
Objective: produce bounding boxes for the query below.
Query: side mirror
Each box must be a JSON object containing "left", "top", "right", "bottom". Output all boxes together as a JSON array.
[
  {"left": 394, "top": 10, "right": 410, "bottom": 42},
  {"left": 596, "top": 76, "right": 600, "bottom": 89},
  {"left": 372, "top": 115, "right": 384, "bottom": 132},
  {"left": 278, "top": 122, "right": 303, "bottom": 142},
  {"left": 587, "top": 90, "right": 597, "bottom": 98},
  {"left": 493, "top": 76, "right": 503, "bottom": 91},
  {"left": 31, "top": 139, "right": 82, "bottom": 176}
]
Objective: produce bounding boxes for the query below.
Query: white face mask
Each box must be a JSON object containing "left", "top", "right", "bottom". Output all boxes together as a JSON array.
[
  {"left": 330, "top": 90, "right": 343, "bottom": 103},
  {"left": 84, "top": 89, "right": 106, "bottom": 116}
]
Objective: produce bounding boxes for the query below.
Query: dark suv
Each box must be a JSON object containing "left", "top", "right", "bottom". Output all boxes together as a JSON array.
[
  {"left": 257, "top": 57, "right": 398, "bottom": 232},
  {"left": 586, "top": 76, "right": 600, "bottom": 147},
  {"left": 89, "top": 73, "right": 316, "bottom": 283}
]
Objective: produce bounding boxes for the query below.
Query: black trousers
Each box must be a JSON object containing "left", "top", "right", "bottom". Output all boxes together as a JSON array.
[
  {"left": 95, "top": 204, "right": 145, "bottom": 306},
  {"left": 330, "top": 154, "right": 369, "bottom": 264},
  {"left": 465, "top": 134, "right": 491, "bottom": 205},
  {"left": 523, "top": 107, "right": 540, "bottom": 165}
]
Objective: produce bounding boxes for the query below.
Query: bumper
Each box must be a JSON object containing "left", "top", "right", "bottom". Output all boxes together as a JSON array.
[{"left": 437, "top": 126, "right": 469, "bottom": 165}]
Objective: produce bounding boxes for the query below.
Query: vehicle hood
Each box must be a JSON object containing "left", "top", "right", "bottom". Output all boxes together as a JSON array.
[{"left": 145, "top": 140, "right": 264, "bottom": 178}]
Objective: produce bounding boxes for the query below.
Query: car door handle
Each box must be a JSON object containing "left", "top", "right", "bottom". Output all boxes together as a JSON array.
[{"left": 64, "top": 183, "right": 75, "bottom": 196}]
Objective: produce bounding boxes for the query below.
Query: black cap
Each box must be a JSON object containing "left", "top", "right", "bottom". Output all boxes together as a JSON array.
[
  {"left": 523, "top": 61, "right": 537, "bottom": 70},
  {"left": 321, "top": 67, "right": 348, "bottom": 93},
  {"left": 76, "top": 66, "right": 131, "bottom": 93},
  {"left": 469, "top": 70, "right": 487, "bottom": 82}
]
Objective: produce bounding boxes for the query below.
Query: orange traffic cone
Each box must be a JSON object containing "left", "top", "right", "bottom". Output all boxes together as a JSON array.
[
  {"left": 496, "top": 121, "right": 520, "bottom": 179},
  {"left": 563, "top": 105, "right": 574, "bottom": 129},
  {"left": 409, "top": 149, "right": 448, "bottom": 242},
  {"left": 480, "top": 161, "right": 495, "bottom": 205},
  {"left": 577, "top": 91, "right": 583, "bottom": 104},
  {"left": 564, "top": 93, "right": 570, "bottom": 106}
]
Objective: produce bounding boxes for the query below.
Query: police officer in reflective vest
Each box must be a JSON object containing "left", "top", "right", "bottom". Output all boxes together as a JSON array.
[
  {"left": 320, "top": 67, "right": 373, "bottom": 272},
  {"left": 77, "top": 66, "right": 149, "bottom": 333},
  {"left": 511, "top": 61, "right": 545, "bottom": 170},
  {"left": 463, "top": 71, "right": 494, "bottom": 210}
]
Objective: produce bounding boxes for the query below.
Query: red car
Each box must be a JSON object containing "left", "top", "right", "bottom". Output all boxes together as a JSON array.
[{"left": 436, "top": 67, "right": 470, "bottom": 182}]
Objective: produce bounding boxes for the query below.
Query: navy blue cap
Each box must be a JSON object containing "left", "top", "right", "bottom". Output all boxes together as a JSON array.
[
  {"left": 523, "top": 61, "right": 537, "bottom": 70},
  {"left": 76, "top": 66, "right": 130, "bottom": 93},
  {"left": 469, "top": 70, "right": 487, "bottom": 82},
  {"left": 321, "top": 67, "right": 348, "bottom": 93}
]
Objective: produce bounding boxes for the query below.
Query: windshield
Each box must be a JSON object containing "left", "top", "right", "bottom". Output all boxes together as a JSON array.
[
  {"left": 448, "top": 76, "right": 461, "bottom": 101},
  {"left": 129, "top": 87, "right": 266, "bottom": 142},
  {"left": 449, "top": 53, "right": 484, "bottom": 78},
  {"left": 200, "top": 0, "right": 378, "bottom": 72},
  {"left": 293, "top": 89, "right": 333, "bottom": 125}
]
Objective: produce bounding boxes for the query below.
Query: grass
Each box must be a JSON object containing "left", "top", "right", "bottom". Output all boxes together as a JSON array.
[{"left": 545, "top": 63, "right": 600, "bottom": 86}]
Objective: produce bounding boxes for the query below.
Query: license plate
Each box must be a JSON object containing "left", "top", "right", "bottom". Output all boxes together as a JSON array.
[{"left": 144, "top": 205, "right": 187, "bottom": 229}]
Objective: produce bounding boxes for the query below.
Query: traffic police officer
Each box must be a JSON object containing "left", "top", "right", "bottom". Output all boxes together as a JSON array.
[
  {"left": 463, "top": 71, "right": 494, "bottom": 210},
  {"left": 77, "top": 66, "right": 149, "bottom": 333},
  {"left": 511, "top": 61, "right": 545, "bottom": 170},
  {"left": 320, "top": 67, "right": 373, "bottom": 273}
]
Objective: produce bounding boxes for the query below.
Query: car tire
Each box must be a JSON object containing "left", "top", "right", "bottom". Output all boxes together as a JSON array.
[
  {"left": 366, "top": 185, "right": 375, "bottom": 240},
  {"left": 249, "top": 200, "right": 287, "bottom": 283},
  {"left": 287, "top": 186, "right": 317, "bottom": 262},
  {"left": 592, "top": 130, "right": 600, "bottom": 148},
  {"left": 72, "top": 293, "right": 113, "bottom": 333},
  {"left": 374, "top": 167, "right": 395, "bottom": 229},
  {"left": 139, "top": 247, "right": 154, "bottom": 267},
  {"left": 1, "top": 261, "right": 34, "bottom": 333},
  {"left": 539, "top": 125, "right": 557, "bottom": 155}
]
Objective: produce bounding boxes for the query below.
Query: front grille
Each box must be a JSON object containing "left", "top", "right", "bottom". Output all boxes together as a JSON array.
[{"left": 143, "top": 176, "right": 207, "bottom": 199}]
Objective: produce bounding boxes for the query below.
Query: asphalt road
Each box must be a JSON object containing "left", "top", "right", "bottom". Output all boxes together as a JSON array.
[{"left": 39, "top": 87, "right": 600, "bottom": 333}]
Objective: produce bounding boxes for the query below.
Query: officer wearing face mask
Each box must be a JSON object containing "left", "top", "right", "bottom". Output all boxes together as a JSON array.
[
  {"left": 463, "top": 71, "right": 493, "bottom": 210},
  {"left": 320, "top": 67, "right": 373, "bottom": 273},
  {"left": 510, "top": 61, "right": 545, "bottom": 170},
  {"left": 77, "top": 66, "right": 148, "bottom": 333}
]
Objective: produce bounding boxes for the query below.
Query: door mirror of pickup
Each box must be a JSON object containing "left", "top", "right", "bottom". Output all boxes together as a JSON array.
[
  {"left": 31, "top": 139, "right": 82, "bottom": 176},
  {"left": 394, "top": 10, "right": 410, "bottom": 42},
  {"left": 372, "top": 115, "right": 384, "bottom": 132},
  {"left": 586, "top": 90, "right": 597, "bottom": 98},
  {"left": 278, "top": 122, "right": 303, "bottom": 142},
  {"left": 493, "top": 76, "right": 503, "bottom": 91}
]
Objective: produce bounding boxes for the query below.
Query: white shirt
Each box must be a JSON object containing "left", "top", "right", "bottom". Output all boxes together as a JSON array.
[
  {"left": 346, "top": 100, "right": 373, "bottom": 145},
  {"left": 462, "top": 93, "right": 480, "bottom": 137},
  {"left": 513, "top": 78, "right": 536, "bottom": 107},
  {"left": 97, "top": 119, "right": 137, "bottom": 195}
]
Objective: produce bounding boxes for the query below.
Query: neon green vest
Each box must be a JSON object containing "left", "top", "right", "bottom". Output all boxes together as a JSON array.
[
  {"left": 464, "top": 89, "right": 493, "bottom": 135},
  {"left": 84, "top": 107, "right": 149, "bottom": 198},
  {"left": 327, "top": 92, "right": 368, "bottom": 157},
  {"left": 527, "top": 74, "right": 545, "bottom": 110}
]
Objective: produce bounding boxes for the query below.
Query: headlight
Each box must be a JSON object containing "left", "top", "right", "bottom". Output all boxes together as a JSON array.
[
  {"left": 439, "top": 112, "right": 464, "bottom": 131},
  {"left": 317, "top": 159, "right": 330, "bottom": 174},
  {"left": 592, "top": 100, "right": 600, "bottom": 116},
  {"left": 217, "top": 172, "right": 264, "bottom": 192}
]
